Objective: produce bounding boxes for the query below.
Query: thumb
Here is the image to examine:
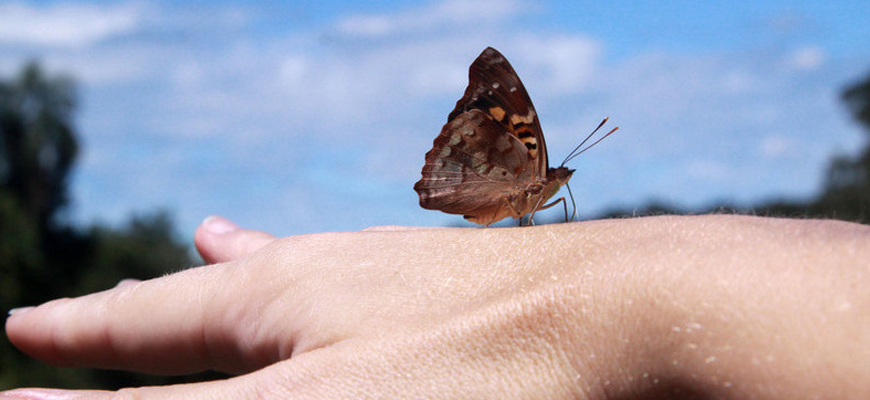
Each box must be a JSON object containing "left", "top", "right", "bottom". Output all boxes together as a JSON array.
[{"left": 194, "top": 216, "right": 276, "bottom": 264}]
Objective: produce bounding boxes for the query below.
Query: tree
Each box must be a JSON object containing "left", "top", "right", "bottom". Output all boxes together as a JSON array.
[
  {"left": 808, "top": 71, "right": 870, "bottom": 223},
  {"left": 843, "top": 72, "right": 870, "bottom": 131},
  {"left": 0, "top": 62, "right": 78, "bottom": 230}
]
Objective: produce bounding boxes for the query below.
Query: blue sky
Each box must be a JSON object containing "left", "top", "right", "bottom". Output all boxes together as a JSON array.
[{"left": 2, "top": 0, "right": 869, "bottom": 238}]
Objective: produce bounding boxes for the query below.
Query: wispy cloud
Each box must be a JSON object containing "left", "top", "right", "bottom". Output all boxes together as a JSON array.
[
  {"left": 0, "top": 2, "right": 142, "bottom": 47},
  {"left": 334, "top": 0, "right": 525, "bottom": 38}
]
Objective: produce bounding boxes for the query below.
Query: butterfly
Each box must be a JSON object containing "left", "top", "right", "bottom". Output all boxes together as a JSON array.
[{"left": 414, "top": 47, "right": 616, "bottom": 226}]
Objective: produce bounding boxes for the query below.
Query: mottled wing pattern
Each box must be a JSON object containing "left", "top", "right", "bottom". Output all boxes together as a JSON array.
[
  {"left": 447, "top": 47, "right": 548, "bottom": 175},
  {"left": 414, "top": 109, "right": 529, "bottom": 216}
]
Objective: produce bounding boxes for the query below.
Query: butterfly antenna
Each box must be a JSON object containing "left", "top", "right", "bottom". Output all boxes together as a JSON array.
[{"left": 560, "top": 118, "right": 619, "bottom": 167}]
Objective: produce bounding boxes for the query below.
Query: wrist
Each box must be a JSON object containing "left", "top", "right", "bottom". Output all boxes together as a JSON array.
[{"left": 552, "top": 215, "right": 870, "bottom": 399}]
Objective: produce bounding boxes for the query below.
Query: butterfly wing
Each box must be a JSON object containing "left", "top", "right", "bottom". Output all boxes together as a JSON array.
[
  {"left": 448, "top": 47, "right": 549, "bottom": 176},
  {"left": 414, "top": 109, "right": 531, "bottom": 224},
  {"left": 414, "top": 47, "right": 552, "bottom": 225}
]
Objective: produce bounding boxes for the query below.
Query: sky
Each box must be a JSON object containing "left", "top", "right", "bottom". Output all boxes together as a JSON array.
[{"left": 2, "top": 0, "right": 869, "bottom": 239}]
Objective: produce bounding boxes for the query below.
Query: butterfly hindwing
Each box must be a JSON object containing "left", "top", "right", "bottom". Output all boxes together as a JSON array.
[{"left": 414, "top": 109, "right": 529, "bottom": 220}]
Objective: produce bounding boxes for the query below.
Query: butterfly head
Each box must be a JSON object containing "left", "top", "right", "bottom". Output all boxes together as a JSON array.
[{"left": 545, "top": 166, "right": 575, "bottom": 197}]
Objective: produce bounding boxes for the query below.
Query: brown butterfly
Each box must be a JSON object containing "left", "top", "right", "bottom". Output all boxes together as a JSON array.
[{"left": 414, "top": 47, "right": 616, "bottom": 226}]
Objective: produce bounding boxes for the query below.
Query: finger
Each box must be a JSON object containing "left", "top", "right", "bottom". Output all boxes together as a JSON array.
[
  {"left": 4, "top": 263, "right": 278, "bottom": 375},
  {"left": 194, "top": 215, "right": 275, "bottom": 264}
]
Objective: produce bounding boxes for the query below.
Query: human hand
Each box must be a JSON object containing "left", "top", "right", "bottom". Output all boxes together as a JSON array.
[{"left": 4, "top": 215, "right": 870, "bottom": 399}]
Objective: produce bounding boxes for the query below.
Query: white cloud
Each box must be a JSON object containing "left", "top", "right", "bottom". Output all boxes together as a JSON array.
[
  {"left": 760, "top": 135, "right": 793, "bottom": 158},
  {"left": 788, "top": 46, "right": 826, "bottom": 71},
  {"left": 278, "top": 55, "right": 311, "bottom": 87},
  {"left": 0, "top": 2, "right": 142, "bottom": 47},
  {"left": 335, "top": 0, "right": 524, "bottom": 38},
  {"left": 514, "top": 35, "right": 602, "bottom": 94},
  {"left": 337, "top": 15, "right": 393, "bottom": 37},
  {"left": 686, "top": 158, "right": 730, "bottom": 180}
]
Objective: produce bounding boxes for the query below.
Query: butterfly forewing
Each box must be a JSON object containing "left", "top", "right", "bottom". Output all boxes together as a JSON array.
[{"left": 448, "top": 47, "right": 548, "bottom": 175}]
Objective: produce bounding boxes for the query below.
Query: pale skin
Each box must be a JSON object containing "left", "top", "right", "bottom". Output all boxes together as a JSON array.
[{"left": 3, "top": 214, "right": 870, "bottom": 399}]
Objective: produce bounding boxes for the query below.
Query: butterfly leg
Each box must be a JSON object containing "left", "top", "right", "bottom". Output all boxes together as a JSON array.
[
  {"left": 529, "top": 196, "right": 570, "bottom": 224},
  {"left": 526, "top": 197, "right": 547, "bottom": 226},
  {"left": 515, "top": 196, "right": 568, "bottom": 226}
]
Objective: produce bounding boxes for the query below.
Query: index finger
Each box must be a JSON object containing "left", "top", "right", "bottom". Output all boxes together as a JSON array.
[{"left": 4, "top": 261, "right": 278, "bottom": 375}]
